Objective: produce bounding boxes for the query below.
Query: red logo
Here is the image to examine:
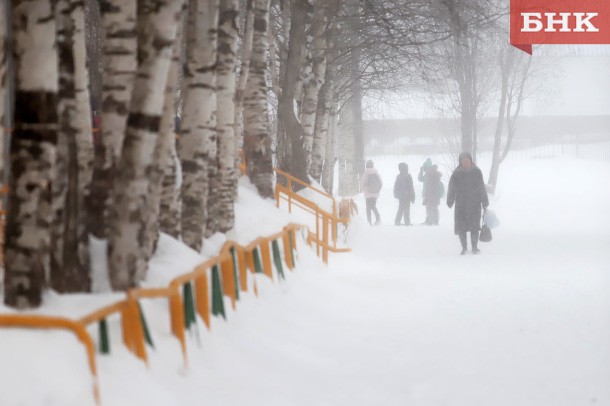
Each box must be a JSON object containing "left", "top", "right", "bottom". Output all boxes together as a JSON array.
[{"left": 510, "top": 0, "right": 610, "bottom": 54}]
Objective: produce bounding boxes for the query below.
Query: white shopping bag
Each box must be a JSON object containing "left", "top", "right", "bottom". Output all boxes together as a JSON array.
[{"left": 483, "top": 209, "right": 500, "bottom": 229}]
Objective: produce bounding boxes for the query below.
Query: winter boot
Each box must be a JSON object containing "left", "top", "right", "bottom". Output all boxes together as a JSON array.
[
  {"left": 459, "top": 232, "right": 468, "bottom": 255},
  {"left": 471, "top": 231, "right": 480, "bottom": 254}
]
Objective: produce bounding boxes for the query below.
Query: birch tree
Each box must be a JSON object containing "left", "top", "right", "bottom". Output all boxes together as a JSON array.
[
  {"left": 144, "top": 4, "right": 186, "bottom": 260},
  {"left": 88, "top": 0, "right": 137, "bottom": 238},
  {"left": 300, "top": 0, "right": 327, "bottom": 174},
  {"left": 0, "top": 2, "right": 6, "bottom": 181},
  {"left": 108, "top": 0, "right": 183, "bottom": 290},
  {"left": 179, "top": 0, "right": 218, "bottom": 250},
  {"left": 243, "top": 0, "right": 273, "bottom": 198},
  {"left": 276, "top": 0, "right": 309, "bottom": 186},
  {"left": 216, "top": 0, "right": 239, "bottom": 232},
  {"left": 4, "top": 0, "right": 58, "bottom": 308},
  {"left": 51, "top": 0, "right": 92, "bottom": 293},
  {"left": 321, "top": 99, "right": 338, "bottom": 193}
]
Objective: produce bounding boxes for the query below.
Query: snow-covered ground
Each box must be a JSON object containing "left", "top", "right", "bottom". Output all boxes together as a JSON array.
[{"left": 1, "top": 154, "right": 609, "bottom": 406}]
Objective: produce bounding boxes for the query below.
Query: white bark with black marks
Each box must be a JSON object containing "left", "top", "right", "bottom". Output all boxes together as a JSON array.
[
  {"left": 216, "top": 0, "right": 239, "bottom": 232},
  {"left": 300, "top": 0, "right": 326, "bottom": 173},
  {"left": 243, "top": 0, "right": 273, "bottom": 198},
  {"left": 88, "top": 0, "right": 137, "bottom": 238},
  {"left": 321, "top": 98, "right": 337, "bottom": 194},
  {"left": 108, "top": 0, "right": 182, "bottom": 290},
  {"left": 179, "top": 0, "right": 218, "bottom": 250},
  {"left": 4, "top": 0, "right": 58, "bottom": 308},
  {"left": 144, "top": 4, "right": 186, "bottom": 260}
]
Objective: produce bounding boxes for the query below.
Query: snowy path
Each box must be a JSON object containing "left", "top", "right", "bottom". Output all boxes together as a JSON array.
[
  {"left": 186, "top": 220, "right": 610, "bottom": 406},
  {"left": 186, "top": 158, "right": 610, "bottom": 406},
  {"left": 4, "top": 158, "right": 608, "bottom": 406}
]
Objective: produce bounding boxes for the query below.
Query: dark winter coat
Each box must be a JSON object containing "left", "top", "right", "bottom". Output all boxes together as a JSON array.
[
  {"left": 393, "top": 172, "right": 415, "bottom": 202},
  {"left": 447, "top": 165, "right": 489, "bottom": 234},
  {"left": 422, "top": 169, "right": 444, "bottom": 206}
]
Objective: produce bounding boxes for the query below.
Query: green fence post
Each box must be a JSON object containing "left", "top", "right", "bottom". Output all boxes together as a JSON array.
[
  {"left": 183, "top": 282, "right": 197, "bottom": 330},
  {"left": 137, "top": 301, "right": 154, "bottom": 349},
  {"left": 99, "top": 318, "right": 110, "bottom": 354},
  {"left": 272, "top": 240, "right": 285, "bottom": 280},
  {"left": 230, "top": 247, "right": 240, "bottom": 300},
  {"left": 253, "top": 247, "right": 263, "bottom": 274},
  {"left": 211, "top": 265, "right": 226, "bottom": 319},
  {"left": 288, "top": 231, "right": 295, "bottom": 266}
]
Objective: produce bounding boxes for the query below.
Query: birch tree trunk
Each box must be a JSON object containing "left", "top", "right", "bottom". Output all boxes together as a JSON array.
[
  {"left": 311, "top": 53, "right": 335, "bottom": 182},
  {"left": 300, "top": 0, "right": 326, "bottom": 173},
  {"left": 216, "top": 0, "right": 239, "bottom": 232},
  {"left": 4, "top": 0, "right": 58, "bottom": 308},
  {"left": 88, "top": 0, "right": 137, "bottom": 238},
  {"left": 243, "top": 0, "right": 273, "bottom": 198},
  {"left": 233, "top": 0, "right": 254, "bottom": 152},
  {"left": 108, "top": 0, "right": 182, "bottom": 290},
  {"left": 51, "top": 0, "right": 91, "bottom": 293},
  {"left": 337, "top": 101, "right": 352, "bottom": 197},
  {"left": 179, "top": 0, "right": 218, "bottom": 250},
  {"left": 0, "top": 2, "right": 6, "bottom": 181},
  {"left": 144, "top": 4, "right": 185, "bottom": 260},
  {"left": 159, "top": 150, "right": 181, "bottom": 238},
  {"left": 276, "top": 0, "right": 309, "bottom": 186},
  {"left": 321, "top": 98, "right": 338, "bottom": 194}
]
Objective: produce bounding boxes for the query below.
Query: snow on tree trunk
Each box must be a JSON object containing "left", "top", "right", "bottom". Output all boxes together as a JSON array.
[
  {"left": 300, "top": 1, "right": 326, "bottom": 174},
  {"left": 50, "top": 0, "right": 92, "bottom": 293},
  {"left": 216, "top": 0, "right": 239, "bottom": 232},
  {"left": 144, "top": 5, "right": 185, "bottom": 260},
  {"left": 4, "top": 0, "right": 58, "bottom": 308},
  {"left": 108, "top": 0, "right": 182, "bottom": 291},
  {"left": 321, "top": 99, "right": 337, "bottom": 194},
  {"left": 88, "top": 0, "right": 137, "bottom": 238},
  {"left": 179, "top": 0, "right": 218, "bottom": 250},
  {"left": 243, "top": 0, "right": 273, "bottom": 198}
]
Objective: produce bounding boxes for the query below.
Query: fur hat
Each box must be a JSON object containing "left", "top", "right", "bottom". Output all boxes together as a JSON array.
[{"left": 458, "top": 152, "right": 473, "bottom": 163}]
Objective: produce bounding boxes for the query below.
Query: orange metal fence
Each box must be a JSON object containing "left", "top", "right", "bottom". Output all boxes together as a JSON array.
[
  {"left": 238, "top": 163, "right": 350, "bottom": 263},
  {"left": 0, "top": 224, "right": 302, "bottom": 405}
]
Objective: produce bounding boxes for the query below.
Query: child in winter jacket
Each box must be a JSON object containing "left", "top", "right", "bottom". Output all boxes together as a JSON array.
[
  {"left": 360, "top": 160, "right": 383, "bottom": 225},
  {"left": 393, "top": 163, "right": 415, "bottom": 226},
  {"left": 422, "top": 164, "right": 444, "bottom": 225}
]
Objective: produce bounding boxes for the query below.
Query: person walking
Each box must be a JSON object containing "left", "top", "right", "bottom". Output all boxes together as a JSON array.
[
  {"left": 422, "top": 164, "right": 444, "bottom": 225},
  {"left": 447, "top": 152, "right": 489, "bottom": 255},
  {"left": 360, "top": 160, "right": 382, "bottom": 225},
  {"left": 418, "top": 158, "right": 433, "bottom": 224},
  {"left": 393, "top": 162, "right": 415, "bottom": 225}
]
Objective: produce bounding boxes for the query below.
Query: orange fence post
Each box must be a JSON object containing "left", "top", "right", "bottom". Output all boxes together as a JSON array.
[
  {"left": 168, "top": 291, "right": 188, "bottom": 367},
  {"left": 235, "top": 246, "right": 248, "bottom": 292},
  {"left": 194, "top": 271, "right": 211, "bottom": 329},
  {"left": 260, "top": 240, "right": 274, "bottom": 280},
  {"left": 0, "top": 315, "right": 101, "bottom": 405},
  {"left": 282, "top": 232, "right": 294, "bottom": 270},
  {"left": 322, "top": 214, "right": 329, "bottom": 264},
  {"left": 221, "top": 257, "right": 237, "bottom": 309}
]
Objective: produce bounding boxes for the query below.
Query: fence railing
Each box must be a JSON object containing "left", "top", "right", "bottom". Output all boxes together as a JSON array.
[
  {"left": 0, "top": 224, "right": 302, "bottom": 405},
  {"left": 239, "top": 163, "right": 350, "bottom": 263}
]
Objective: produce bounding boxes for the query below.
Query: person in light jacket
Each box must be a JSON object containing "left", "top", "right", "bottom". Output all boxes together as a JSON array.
[
  {"left": 447, "top": 152, "right": 489, "bottom": 255},
  {"left": 360, "top": 160, "right": 383, "bottom": 225},
  {"left": 422, "top": 164, "right": 444, "bottom": 225},
  {"left": 393, "top": 163, "right": 415, "bottom": 226}
]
